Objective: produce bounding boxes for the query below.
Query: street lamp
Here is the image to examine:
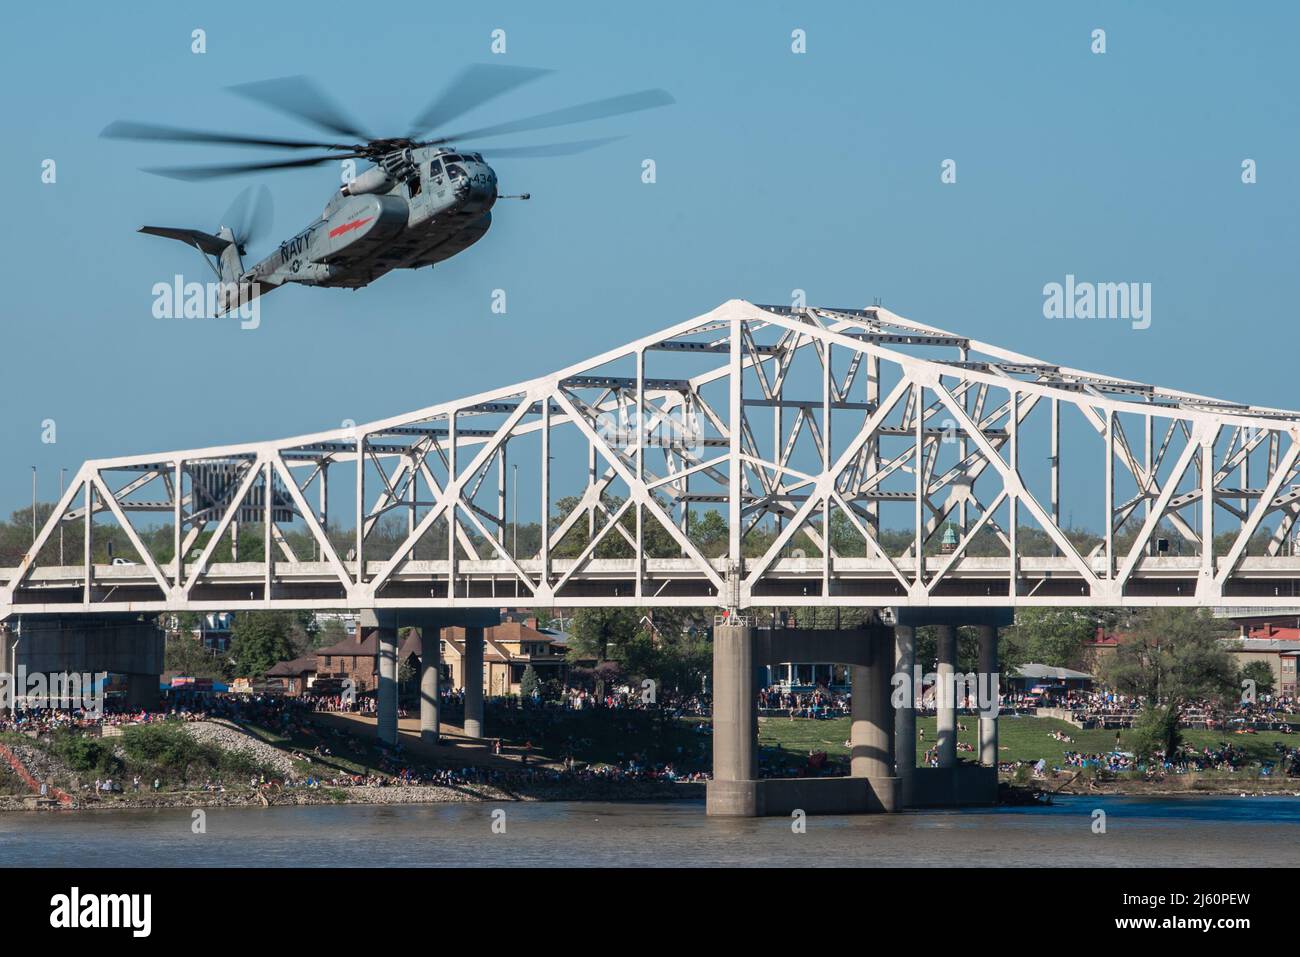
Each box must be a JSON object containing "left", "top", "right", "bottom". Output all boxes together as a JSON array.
[{"left": 512, "top": 463, "right": 519, "bottom": 557}]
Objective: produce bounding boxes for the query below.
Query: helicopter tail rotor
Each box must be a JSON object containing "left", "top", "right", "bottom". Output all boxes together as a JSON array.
[{"left": 220, "top": 184, "right": 274, "bottom": 254}]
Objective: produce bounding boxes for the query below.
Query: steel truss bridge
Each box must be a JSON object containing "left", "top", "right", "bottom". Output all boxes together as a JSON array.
[{"left": 5, "top": 298, "right": 1300, "bottom": 620}]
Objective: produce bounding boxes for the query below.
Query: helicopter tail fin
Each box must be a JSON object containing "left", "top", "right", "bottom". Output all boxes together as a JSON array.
[
  {"left": 138, "top": 225, "right": 230, "bottom": 256},
  {"left": 138, "top": 224, "right": 261, "bottom": 318},
  {"left": 138, "top": 224, "right": 245, "bottom": 281},
  {"left": 214, "top": 226, "right": 245, "bottom": 285}
]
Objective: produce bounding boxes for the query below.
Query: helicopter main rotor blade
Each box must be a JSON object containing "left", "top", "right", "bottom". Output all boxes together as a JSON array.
[
  {"left": 422, "top": 88, "right": 674, "bottom": 146},
  {"left": 102, "top": 120, "right": 353, "bottom": 151},
  {"left": 407, "top": 63, "right": 553, "bottom": 139},
  {"left": 476, "top": 136, "right": 626, "bottom": 159},
  {"left": 143, "top": 153, "right": 359, "bottom": 182},
  {"left": 228, "top": 75, "right": 372, "bottom": 142}
]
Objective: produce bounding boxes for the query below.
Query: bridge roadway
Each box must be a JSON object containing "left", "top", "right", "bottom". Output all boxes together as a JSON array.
[{"left": 7, "top": 555, "right": 1300, "bottom": 616}]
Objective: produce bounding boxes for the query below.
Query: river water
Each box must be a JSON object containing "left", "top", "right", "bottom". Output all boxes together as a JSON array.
[{"left": 2, "top": 795, "right": 1298, "bottom": 867}]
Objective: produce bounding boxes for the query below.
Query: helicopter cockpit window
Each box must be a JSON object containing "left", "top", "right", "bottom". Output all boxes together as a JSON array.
[{"left": 428, "top": 159, "right": 443, "bottom": 181}]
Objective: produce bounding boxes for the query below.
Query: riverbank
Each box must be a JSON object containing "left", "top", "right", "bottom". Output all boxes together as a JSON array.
[
  {"left": 1024, "top": 773, "right": 1300, "bottom": 799},
  {"left": 0, "top": 779, "right": 705, "bottom": 813},
  {"left": 0, "top": 716, "right": 707, "bottom": 813},
  {"left": 8, "top": 773, "right": 1294, "bottom": 815},
  {"left": 5, "top": 709, "right": 1296, "bottom": 813}
]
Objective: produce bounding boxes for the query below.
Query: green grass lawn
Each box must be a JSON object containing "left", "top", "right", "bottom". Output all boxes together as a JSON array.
[{"left": 756, "top": 713, "right": 1298, "bottom": 769}]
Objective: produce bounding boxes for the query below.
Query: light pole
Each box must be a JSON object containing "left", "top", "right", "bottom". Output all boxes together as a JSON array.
[
  {"left": 30, "top": 466, "right": 36, "bottom": 545},
  {"left": 59, "top": 467, "right": 66, "bottom": 565},
  {"left": 512, "top": 463, "right": 519, "bottom": 557}
]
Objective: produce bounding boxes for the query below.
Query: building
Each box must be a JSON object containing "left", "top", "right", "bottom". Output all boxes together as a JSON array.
[
  {"left": 312, "top": 629, "right": 424, "bottom": 693},
  {"left": 1224, "top": 630, "right": 1300, "bottom": 695},
  {"left": 164, "top": 612, "right": 235, "bottom": 652},
  {"left": 763, "top": 662, "right": 851, "bottom": 693},
  {"left": 442, "top": 618, "right": 577, "bottom": 697},
  {"left": 310, "top": 611, "right": 359, "bottom": 639},
  {"left": 1083, "top": 628, "right": 1121, "bottom": 672},
  {"left": 267, "top": 615, "right": 588, "bottom": 699},
  {"left": 265, "top": 655, "right": 319, "bottom": 696},
  {"left": 1007, "top": 663, "right": 1095, "bottom": 694}
]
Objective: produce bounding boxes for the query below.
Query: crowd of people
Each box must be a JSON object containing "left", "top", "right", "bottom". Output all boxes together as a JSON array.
[
  {"left": 1056, "top": 740, "right": 1300, "bottom": 777},
  {"left": 1038, "top": 689, "right": 1299, "bottom": 731},
  {"left": 758, "top": 686, "right": 849, "bottom": 719}
]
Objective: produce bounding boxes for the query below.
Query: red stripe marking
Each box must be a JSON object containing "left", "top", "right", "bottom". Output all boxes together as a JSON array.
[{"left": 329, "top": 216, "right": 374, "bottom": 239}]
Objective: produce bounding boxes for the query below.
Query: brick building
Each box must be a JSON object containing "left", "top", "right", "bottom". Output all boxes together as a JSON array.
[{"left": 312, "top": 629, "right": 424, "bottom": 693}]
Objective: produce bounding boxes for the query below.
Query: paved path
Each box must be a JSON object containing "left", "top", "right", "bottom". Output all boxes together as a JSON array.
[{"left": 309, "top": 712, "right": 563, "bottom": 771}]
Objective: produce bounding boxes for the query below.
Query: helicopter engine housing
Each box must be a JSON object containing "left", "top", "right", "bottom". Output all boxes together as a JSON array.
[{"left": 340, "top": 166, "right": 395, "bottom": 196}]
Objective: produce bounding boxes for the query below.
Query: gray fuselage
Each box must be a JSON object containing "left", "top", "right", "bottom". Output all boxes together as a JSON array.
[{"left": 246, "top": 147, "right": 498, "bottom": 290}]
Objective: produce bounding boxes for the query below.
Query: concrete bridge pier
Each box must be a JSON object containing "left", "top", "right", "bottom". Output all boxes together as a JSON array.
[
  {"left": 935, "top": 623, "right": 957, "bottom": 768},
  {"left": 849, "top": 628, "right": 900, "bottom": 812},
  {"left": 891, "top": 608, "right": 1011, "bottom": 808},
  {"left": 850, "top": 631, "right": 893, "bottom": 778},
  {"left": 375, "top": 626, "right": 399, "bottom": 746},
  {"left": 893, "top": 624, "right": 916, "bottom": 807},
  {"left": 707, "top": 621, "right": 900, "bottom": 816},
  {"left": 706, "top": 622, "right": 760, "bottom": 816},
  {"left": 462, "top": 625, "right": 485, "bottom": 738},
  {"left": 978, "top": 624, "right": 999, "bottom": 767},
  {"left": 361, "top": 609, "right": 499, "bottom": 749},
  {"left": 420, "top": 627, "right": 441, "bottom": 745}
]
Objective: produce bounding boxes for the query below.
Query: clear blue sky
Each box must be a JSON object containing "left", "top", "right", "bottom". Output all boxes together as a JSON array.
[{"left": 3, "top": 1, "right": 1298, "bottom": 524}]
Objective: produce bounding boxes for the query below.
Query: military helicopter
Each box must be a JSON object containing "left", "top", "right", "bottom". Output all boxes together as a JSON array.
[{"left": 102, "top": 66, "right": 673, "bottom": 312}]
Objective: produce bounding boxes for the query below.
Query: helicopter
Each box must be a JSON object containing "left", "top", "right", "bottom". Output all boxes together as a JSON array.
[{"left": 102, "top": 66, "right": 673, "bottom": 313}]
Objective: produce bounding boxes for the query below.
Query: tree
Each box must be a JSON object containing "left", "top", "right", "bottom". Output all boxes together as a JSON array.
[
  {"left": 520, "top": 664, "right": 541, "bottom": 699},
  {"left": 1128, "top": 703, "right": 1180, "bottom": 766},
  {"left": 792, "top": 606, "right": 874, "bottom": 630},
  {"left": 316, "top": 617, "right": 348, "bottom": 649},
  {"left": 1003, "top": 607, "right": 1098, "bottom": 669},
  {"left": 173, "top": 611, "right": 201, "bottom": 638},
  {"left": 567, "top": 608, "right": 640, "bottom": 664},
  {"left": 163, "top": 636, "right": 226, "bottom": 680},
  {"left": 226, "top": 611, "right": 298, "bottom": 680},
  {"left": 1102, "top": 608, "right": 1238, "bottom": 759},
  {"left": 1240, "top": 660, "right": 1275, "bottom": 699}
]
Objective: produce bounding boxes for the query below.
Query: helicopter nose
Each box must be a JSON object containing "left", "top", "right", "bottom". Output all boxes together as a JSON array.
[{"left": 470, "top": 163, "right": 497, "bottom": 197}]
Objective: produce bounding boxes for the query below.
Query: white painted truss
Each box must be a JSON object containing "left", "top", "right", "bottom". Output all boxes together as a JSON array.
[{"left": 5, "top": 298, "right": 1300, "bottom": 618}]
